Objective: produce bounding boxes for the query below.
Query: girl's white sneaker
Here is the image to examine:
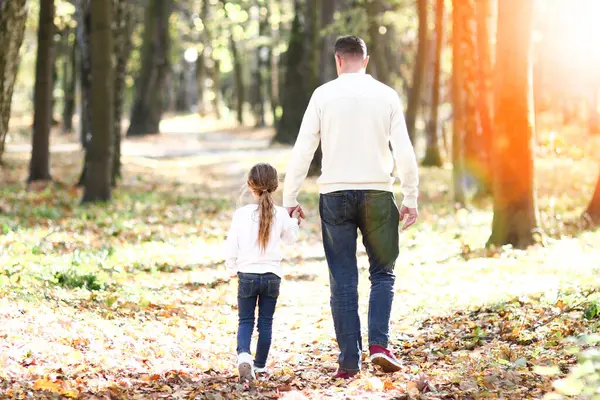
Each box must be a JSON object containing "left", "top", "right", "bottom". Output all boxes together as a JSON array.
[
  {"left": 237, "top": 353, "right": 255, "bottom": 383},
  {"left": 254, "top": 366, "right": 268, "bottom": 375}
]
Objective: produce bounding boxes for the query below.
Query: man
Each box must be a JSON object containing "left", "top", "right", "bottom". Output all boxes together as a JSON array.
[{"left": 282, "top": 36, "right": 419, "bottom": 378}]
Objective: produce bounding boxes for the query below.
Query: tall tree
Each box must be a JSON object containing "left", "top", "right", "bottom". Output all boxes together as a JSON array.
[
  {"left": 405, "top": 0, "right": 428, "bottom": 143},
  {"left": 272, "top": 0, "right": 307, "bottom": 145},
  {"left": 474, "top": 0, "right": 494, "bottom": 194},
  {"left": 319, "top": 0, "right": 337, "bottom": 84},
  {"left": 253, "top": 0, "right": 268, "bottom": 127},
  {"left": 0, "top": 0, "right": 28, "bottom": 163},
  {"left": 304, "top": 0, "right": 322, "bottom": 176},
  {"left": 422, "top": 0, "right": 444, "bottom": 167},
  {"left": 112, "top": 0, "right": 135, "bottom": 185},
  {"left": 29, "top": 0, "right": 56, "bottom": 182},
  {"left": 127, "top": 0, "right": 173, "bottom": 136},
  {"left": 62, "top": 31, "right": 77, "bottom": 134},
  {"left": 451, "top": 0, "right": 466, "bottom": 205},
  {"left": 366, "top": 0, "right": 390, "bottom": 85},
  {"left": 196, "top": 0, "right": 208, "bottom": 116},
  {"left": 220, "top": 0, "right": 245, "bottom": 125},
  {"left": 267, "top": 0, "right": 280, "bottom": 127},
  {"left": 454, "top": 0, "right": 485, "bottom": 195},
  {"left": 74, "top": 0, "right": 92, "bottom": 185},
  {"left": 488, "top": 0, "right": 539, "bottom": 248},
  {"left": 74, "top": 0, "right": 91, "bottom": 150},
  {"left": 82, "top": 0, "right": 114, "bottom": 202}
]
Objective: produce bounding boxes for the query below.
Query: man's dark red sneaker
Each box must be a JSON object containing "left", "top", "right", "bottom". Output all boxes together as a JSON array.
[
  {"left": 333, "top": 369, "right": 358, "bottom": 379},
  {"left": 369, "top": 345, "right": 402, "bottom": 372}
]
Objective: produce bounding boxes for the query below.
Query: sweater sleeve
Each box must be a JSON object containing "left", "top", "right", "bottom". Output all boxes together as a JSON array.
[
  {"left": 389, "top": 92, "right": 419, "bottom": 208},
  {"left": 281, "top": 214, "right": 300, "bottom": 246},
  {"left": 223, "top": 212, "right": 240, "bottom": 273},
  {"left": 282, "top": 91, "right": 321, "bottom": 208}
]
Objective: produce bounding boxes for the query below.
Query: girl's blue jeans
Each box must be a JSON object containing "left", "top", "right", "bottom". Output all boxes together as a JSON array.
[{"left": 236, "top": 272, "right": 281, "bottom": 369}]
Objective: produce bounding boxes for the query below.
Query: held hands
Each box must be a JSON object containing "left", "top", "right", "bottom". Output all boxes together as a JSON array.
[
  {"left": 287, "top": 205, "right": 305, "bottom": 225},
  {"left": 399, "top": 205, "right": 418, "bottom": 231}
]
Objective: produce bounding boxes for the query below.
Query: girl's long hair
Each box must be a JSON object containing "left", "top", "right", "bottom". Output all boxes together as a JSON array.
[{"left": 247, "top": 163, "right": 279, "bottom": 253}]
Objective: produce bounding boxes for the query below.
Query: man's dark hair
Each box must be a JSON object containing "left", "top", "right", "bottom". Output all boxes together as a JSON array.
[{"left": 334, "top": 35, "right": 367, "bottom": 59}]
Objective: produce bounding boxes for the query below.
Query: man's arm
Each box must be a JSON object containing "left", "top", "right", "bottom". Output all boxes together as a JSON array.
[
  {"left": 282, "top": 92, "right": 321, "bottom": 208},
  {"left": 389, "top": 92, "right": 419, "bottom": 217}
]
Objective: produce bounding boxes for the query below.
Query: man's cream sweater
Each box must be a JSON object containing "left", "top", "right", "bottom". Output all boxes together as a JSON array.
[{"left": 283, "top": 72, "right": 419, "bottom": 209}]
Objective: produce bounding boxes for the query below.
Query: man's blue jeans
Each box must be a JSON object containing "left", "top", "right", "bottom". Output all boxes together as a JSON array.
[
  {"left": 320, "top": 190, "right": 400, "bottom": 373},
  {"left": 236, "top": 272, "right": 281, "bottom": 369}
]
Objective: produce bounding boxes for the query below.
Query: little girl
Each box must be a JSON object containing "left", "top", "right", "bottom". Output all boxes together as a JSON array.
[{"left": 224, "top": 163, "right": 301, "bottom": 383}]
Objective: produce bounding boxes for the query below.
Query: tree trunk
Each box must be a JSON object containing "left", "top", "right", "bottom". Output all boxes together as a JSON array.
[
  {"left": 254, "top": 0, "right": 269, "bottom": 128},
  {"left": 584, "top": 170, "right": 600, "bottom": 225},
  {"left": 422, "top": 0, "right": 443, "bottom": 167},
  {"left": 196, "top": 1, "right": 208, "bottom": 116},
  {"left": 305, "top": 0, "right": 321, "bottom": 176},
  {"left": 366, "top": 0, "right": 390, "bottom": 85},
  {"left": 220, "top": 0, "right": 245, "bottom": 125},
  {"left": 308, "top": 0, "right": 336, "bottom": 177},
  {"left": 75, "top": 0, "right": 91, "bottom": 185},
  {"left": 455, "top": 0, "right": 482, "bottom": 194},
  {"left": 0, "top": 0, "right": 28, "bottom": 163},
  {"left": 319, "top": 0, "right": 336, "bottom": 84},
  {"left": 230, "top": 39, "right": 244, "bottom": 125},
  {"left": 175, "top": 61, "right": 190, "bottom": 112},
  {"left": 127, "top": 0, "right": 172, "bottom": 136},
  {"left": 29, "top": 0, "right": 55, "bottom": 182},
  {"left": 196, "top": 51, "right": 206, "bottom": 116},
  {"left": 451, "top": 0, "right": 465, "bottom": 206},
  {"left": 50, "top": 26, "right": 62, "bottom": 127},
  {"left": 62, "top": 30, "right": 77, "bottom": 134},
  {"left": 474, "top": 0, "right": 494, "bottom": 195},
  {"left": 272, "top": 0, "right": 307, "bottom": 145},
  {"left": 212, "top": 59, "right": 222, "bottom": 119},
  {"left": 112, "top": 0, "right": 135, "bottom": 186},
  {"left": 405, "top": 0, "right": 428, "bottom": 144},
  {"left": 82, "top": 0, "right": 113, "bottom": 202},
  {"left": 268, "top": 0, "right": 280, "bottom": 127},
  {"left": 488, "top": 0, "right": 538, "bottom": 248}
]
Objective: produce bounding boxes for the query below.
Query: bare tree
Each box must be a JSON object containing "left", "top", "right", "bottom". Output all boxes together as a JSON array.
[
  {"left": 422, "top": 0, "right": 444, "bottom": 167},
  {"left": 488, "top": 0, "right": 539, "bottom": 248},
  {"left": 0, "top": 0, "right": 28, "bottom": 163},
  {"left": 405, "top": 0, "right": 428, "bottom": 143},
  {"left": 29, "top": 0, "right": 55, "bottom": 182},
  {"left": 127, "top": 0, "right": 173, "bottom": 136},
  {"left": 82, "top": 0, "right": 114, "bottom": 202}
]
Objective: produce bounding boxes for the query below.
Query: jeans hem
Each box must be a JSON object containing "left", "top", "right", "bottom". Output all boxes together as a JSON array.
[
  {"left": 338, "top": 366, "right": 361, "bottom": 373},
  {"left": 368, "top": 342, "right": 388, "bottom": 348}
]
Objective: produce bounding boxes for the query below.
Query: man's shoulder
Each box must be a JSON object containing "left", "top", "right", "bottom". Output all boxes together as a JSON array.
[
  {"left": 369, "top": 78, "right": 399, "bottom": 98},
  {"left": 313, "top": 80, "right": 336, "bottom": 96}
]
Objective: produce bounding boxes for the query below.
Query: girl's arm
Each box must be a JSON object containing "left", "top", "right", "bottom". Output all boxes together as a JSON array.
[
  {"left": 224, "top": 213, "right": 240, "bottom": 274},
  {"left": 281, "top": 212, "right": 300, "bottom": 245}
]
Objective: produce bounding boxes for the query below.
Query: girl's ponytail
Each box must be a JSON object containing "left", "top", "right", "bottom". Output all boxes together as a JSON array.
[
  {"left": 247, "top": 163, "right": 279, "bottom": 253},
  {"left": 257, "top": 190, "right": 275, "bottom": 253}
]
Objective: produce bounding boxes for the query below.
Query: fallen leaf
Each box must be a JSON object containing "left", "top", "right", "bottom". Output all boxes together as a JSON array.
[{"left": 33, "top": 377, "right": 62, "bottom": 393}]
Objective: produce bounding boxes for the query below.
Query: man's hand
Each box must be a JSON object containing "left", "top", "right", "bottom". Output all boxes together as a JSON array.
[
  {"left": 399, "top": 206, "right": 418, "bottom": 231},
  {"left": 287, "top": 205, "right": 306, "bottom": 225}
]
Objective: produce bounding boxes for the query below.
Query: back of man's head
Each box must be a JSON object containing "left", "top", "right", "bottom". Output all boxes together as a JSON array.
[{"left": 334, "top": 36, "right": 367, "bottom": 60}]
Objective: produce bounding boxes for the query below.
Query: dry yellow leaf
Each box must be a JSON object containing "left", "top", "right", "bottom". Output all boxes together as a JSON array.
[{"left": 33, "top": 377, "right": 62, "bottom": 393}]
